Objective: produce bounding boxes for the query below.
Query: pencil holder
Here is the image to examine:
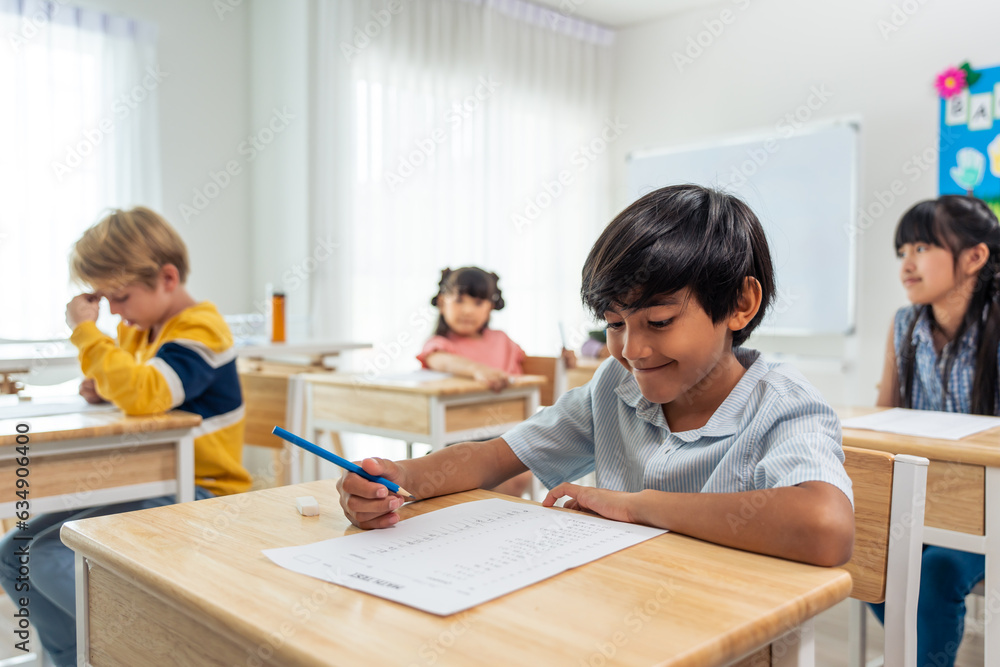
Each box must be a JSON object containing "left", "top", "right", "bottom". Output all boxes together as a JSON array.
[{"left": 271, "top": 292, "right": 286, "bottom": 343}]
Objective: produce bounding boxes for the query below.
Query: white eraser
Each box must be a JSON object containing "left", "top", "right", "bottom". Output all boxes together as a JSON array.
[{"left": 295, "top": 496, "right": 320, "bottom": 517}]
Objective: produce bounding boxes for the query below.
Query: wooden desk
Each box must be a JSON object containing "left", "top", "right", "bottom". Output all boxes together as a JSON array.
[
  {"left": 237, "top": 342, "right": 370, "bottom": 484},
  {"left": 0, "top": 340, "right": 78, "bottom": 394},
  {"left": 237, "top": 340, "right": 370, "bottom": 374},
  {"left": 839, "top": 406, "right": 1000, "bottom": 665},
  {"left": 290, "top": 374, "right": 545, "bottom": 475},
  {"left": 62, "top": 483, "right": 851, "bottom": 666},
  {"left": 0, "top": 410, "right": 200, "bottom": 516}
]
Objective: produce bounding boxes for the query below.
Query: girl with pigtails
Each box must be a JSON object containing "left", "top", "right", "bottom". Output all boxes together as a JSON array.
[
  {"left": 417, "top": 266, "right": 531, "bottom": 496},
  {"left": 875, "top": 195, "right": 1000, "bottom": 667},
  {"left": 418, "top": 266, "right": 525, "bottom": 391}
]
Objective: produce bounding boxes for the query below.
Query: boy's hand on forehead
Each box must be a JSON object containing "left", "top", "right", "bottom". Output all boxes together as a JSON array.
[{"left": 65, "top": 293, "right": 101, "bottom": 330}]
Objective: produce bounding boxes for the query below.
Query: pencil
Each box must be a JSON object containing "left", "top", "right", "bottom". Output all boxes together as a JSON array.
[{"left": 271, "top": 426, "right": 414, "bottom": 499}]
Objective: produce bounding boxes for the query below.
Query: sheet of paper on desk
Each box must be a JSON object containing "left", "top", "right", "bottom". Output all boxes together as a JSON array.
[
  {"left": 262, "top": 498, "right": 667, "bottom": 615},
  {"left": 841, "top": 407, "right": 1000, "bottom": 440},
  {"left": 368, "top": 370, "right": 454, "bottom": 384},
  {"left": 0, "top": 395, "right": 119, "bottom": 420}
]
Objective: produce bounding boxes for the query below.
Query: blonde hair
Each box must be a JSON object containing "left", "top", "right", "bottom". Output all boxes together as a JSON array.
[{"left": 70, "top": 207, "right": 189, "bottom": 290}]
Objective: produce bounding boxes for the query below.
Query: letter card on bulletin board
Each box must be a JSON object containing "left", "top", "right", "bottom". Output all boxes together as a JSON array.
[{"left": 939, "top": 63, "right": 1000, "bottom": 216}]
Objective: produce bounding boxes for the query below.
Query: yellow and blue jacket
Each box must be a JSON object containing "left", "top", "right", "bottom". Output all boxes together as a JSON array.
[{"left": 70, "top": 301, "right": 251, "bottom": 496}]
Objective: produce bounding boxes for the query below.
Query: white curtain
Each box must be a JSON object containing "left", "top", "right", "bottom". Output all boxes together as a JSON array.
[
  {"left": 0, "top": 0, "right": 161, "bottom": 341},
  {"left": 312, "top": 0, "right": 614, "bottom": 371}
]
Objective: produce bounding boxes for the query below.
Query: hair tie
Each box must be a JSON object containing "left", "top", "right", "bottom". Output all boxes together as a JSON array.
[{"left": 431, "top": 268, "right": 453, "bottom": 306}]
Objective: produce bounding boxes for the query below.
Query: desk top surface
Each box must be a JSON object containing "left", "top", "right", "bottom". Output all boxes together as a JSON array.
[
  {"left": 0, "top": 340, "right": 372, "bottom": 372},
  {"left": 837, "top": 406, "right": 1000, "bottom": 467},
  {"left": 236, "top": 341, "right": 371, "bottom": 358},
  {"left": 300, "top": 372, "right": 547, "bottom": 396},
  {"left": 0, "top": 410, "right": 202, "bottom": 446},
  {"left": 62, "top": 483, "right": 851, "bottom": 667},
  {"left": 0, "top": 340, "right": 78, "bottom": 372}
]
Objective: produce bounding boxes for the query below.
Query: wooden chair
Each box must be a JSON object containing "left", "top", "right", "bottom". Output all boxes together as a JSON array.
[
  {"left": 843, "top": 446, "right": 928, "bottom": 667},
  {"left": 522, "top": 355, "right": 566, "bottom": 406},
  {"left": 522, "top": 355, "right": 603, "bottom": 408}
]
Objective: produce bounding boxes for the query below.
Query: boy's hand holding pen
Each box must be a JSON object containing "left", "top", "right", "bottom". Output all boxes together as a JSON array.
[
  {"left": 271, "top": 427, "right": 413, "bottom": 530},
  {"left": 336, "top": 457, "right": 412, "bottom": 530}
]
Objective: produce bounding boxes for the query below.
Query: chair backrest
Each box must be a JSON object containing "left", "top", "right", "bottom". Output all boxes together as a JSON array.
[
  {"left": 522, "top": 356, "right": 566, "bottom": 407},
  {"left": 841, "top": 445, "right": 928, "bottom": 667}
]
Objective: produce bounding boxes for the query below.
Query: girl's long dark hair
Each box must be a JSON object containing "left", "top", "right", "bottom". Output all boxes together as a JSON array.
[
  {"left": 430, "top": 267, "right": 505, "bottom": 336},
  {"left": 895, "top": 196, "right": 1000, "bottom": 414}
]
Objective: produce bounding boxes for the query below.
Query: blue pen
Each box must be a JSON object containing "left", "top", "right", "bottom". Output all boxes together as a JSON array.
[{"left": 271, "top": 426, "right": 414, "bottom": 498}]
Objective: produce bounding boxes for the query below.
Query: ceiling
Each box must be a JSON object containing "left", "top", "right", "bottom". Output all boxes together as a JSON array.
[{"left": 527, "top": 0, "right": 723, "bottom": 29}]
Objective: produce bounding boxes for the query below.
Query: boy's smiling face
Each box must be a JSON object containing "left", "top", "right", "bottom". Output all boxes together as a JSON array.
[{"left": 604, "top": 285, "right": 759, "bottom": 425}]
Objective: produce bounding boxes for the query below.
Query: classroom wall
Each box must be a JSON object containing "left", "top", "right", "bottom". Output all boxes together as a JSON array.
[
  {"left": 70, "top": 0, "right": 253, "bottom": 315},
  {"left": 611, "top": 0, "right": 1000, "bottom": 405},
  {"left": 248, "top": 0, "right": 314, "bottom": 339}
]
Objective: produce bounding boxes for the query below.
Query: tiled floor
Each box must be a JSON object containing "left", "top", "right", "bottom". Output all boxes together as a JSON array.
[{"left": 814, "top": 595, "right": 984, "bottom": 666}]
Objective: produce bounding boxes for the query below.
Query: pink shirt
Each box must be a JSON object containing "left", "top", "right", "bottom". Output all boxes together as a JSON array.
[{"left": 417, "top": 329, "right": 525, "bottom": 375}]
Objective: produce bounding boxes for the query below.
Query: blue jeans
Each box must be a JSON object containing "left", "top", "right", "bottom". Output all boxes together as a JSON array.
[
  {"left": 0, "top": 488, "right": 214, "bottom": 667},
  {"left": 870, "top": 545, "right": 985, "bottom": 667}
]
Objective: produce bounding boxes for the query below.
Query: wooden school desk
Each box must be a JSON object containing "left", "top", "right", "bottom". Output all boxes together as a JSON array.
[
  {"left": 0, "top": 410, "right": 200, "bottom": 516},
  {"left": 61, "top": 482, "right": 851, "bottom": 667},
  {"left": 0, "top": 340, "right": 78, "bottom": 394},
  {"left": 237, "top": 341, "right": 370, "bottom": 483},
  {"left": 287, "top": 373, "right": 545, "bottom": 476},
  {"left": 838, "top": 406, "right": 1000, "bottom": 665}
]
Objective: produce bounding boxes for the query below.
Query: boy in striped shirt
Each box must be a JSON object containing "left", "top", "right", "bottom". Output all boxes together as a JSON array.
[{"left": 339, "top": 185, "right": 854, "bottom": 568}]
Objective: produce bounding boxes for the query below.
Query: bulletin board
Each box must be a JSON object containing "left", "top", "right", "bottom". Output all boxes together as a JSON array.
[{"left": 939, "top": 63, "right": 1000, "bottom": 216}]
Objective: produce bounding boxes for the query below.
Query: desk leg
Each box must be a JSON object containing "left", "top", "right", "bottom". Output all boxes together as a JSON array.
[
  {"left": 75, "top": 553, "right": 90, "bottom": 667},
  {"left": 985, "top": 467, "right": 1000, "bottom": 666},
  {"left": 429, "top": 396, "right": 445, "bottom": 453},
  {"left": 176, "top": 434, "right": 194, "bottom": 503},
  {"left": 847, "top": 599, "right": 866, "bottom": 667},
  {"left": 770, "top": 619, "right": 814, "bottom": 667},
  {"left": 287, "top": 375, "right": 306, "bottom": 484}
]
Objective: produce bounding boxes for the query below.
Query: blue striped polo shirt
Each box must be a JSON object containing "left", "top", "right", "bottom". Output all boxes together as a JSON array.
[{"left": 503, "top": 348, "right": 853, "bottom": 504}]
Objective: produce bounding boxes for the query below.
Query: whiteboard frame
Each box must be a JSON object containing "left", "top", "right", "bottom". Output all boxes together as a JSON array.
[{"left": 625, "top": 116, "right": 860, "bottom": 337}]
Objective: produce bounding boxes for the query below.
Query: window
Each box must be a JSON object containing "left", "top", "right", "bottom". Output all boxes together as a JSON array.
[
  {"left": 314, "top": 0, "right": 614, "bottom": 364},
  {"left": 0, "top": 3, "right": 160, "bottom": 340}
]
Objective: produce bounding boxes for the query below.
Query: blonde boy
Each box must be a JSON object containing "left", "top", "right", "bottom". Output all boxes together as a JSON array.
[{"left": 0, "top": 207, "right": 250, "bottom": 666}]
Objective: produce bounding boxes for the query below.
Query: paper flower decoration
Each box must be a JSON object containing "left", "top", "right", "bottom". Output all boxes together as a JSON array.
[
  {"left": 936, "top": 67, "right": 967, "bottom": 98},
  {"left": 950, "top": 147, "right": 986, "bottom": 194},
  {"left": 935, "top": 62, "right": 982, "bottom": 99},
  {"left": 989, "top": 136, "right": 1000, "bottom": 177}
]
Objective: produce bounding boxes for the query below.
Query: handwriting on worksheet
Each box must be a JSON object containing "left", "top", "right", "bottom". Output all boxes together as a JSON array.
[{"left": 263, "top": 499, "right": 667, "bottom": 615}]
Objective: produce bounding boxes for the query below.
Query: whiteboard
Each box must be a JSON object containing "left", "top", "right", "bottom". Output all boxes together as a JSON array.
[{"left": 626, "top": 121, "right": 858, "bottom": 335}]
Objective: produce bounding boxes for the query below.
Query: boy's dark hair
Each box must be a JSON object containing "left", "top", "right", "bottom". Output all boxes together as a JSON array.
[
  {"left": 581, "top": 184, "right": 774, "bottom": 347},
  {"left": 430, "top": 266, "right": 505, "bottom": 337},
  {"left": 894, "top": 195, "right": 1000, "bottom": 414}
]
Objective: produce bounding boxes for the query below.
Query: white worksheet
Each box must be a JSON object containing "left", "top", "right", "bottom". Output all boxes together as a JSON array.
[
  {"left": 263, "top": 498, "right": 667, "bottom": 615},
  {"left": 842, "top": 407, "right": 1000, "bottom": 440},
  {"left": 0, "top": 395, "right": 119, "bottom": 420},
  {"left": 364, "top": 370, "right": 454, "bottom": 384}
]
